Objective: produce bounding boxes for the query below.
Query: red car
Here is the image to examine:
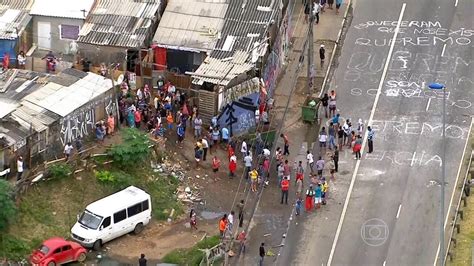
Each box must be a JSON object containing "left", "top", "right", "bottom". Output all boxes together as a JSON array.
[{"left": 30, "top": 237, "right": 87, "bottom": 266}]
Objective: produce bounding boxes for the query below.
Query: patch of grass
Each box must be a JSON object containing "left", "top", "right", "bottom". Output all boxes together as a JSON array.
[
  {"left": 1, "top": 159, "right": 183, "bottom": 260},
  {"left": 161, "top": 235, "right": 221, "bottom": 265}
]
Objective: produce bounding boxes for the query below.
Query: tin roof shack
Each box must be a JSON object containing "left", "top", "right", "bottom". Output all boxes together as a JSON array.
[
  {"left": 0, "top": 69, "right": 52, "bottom": 174},
  {"left": 0, "top": 0, "right": 34, "bottom": 68},
  {"left": 0, "top": 68, "right": 113, "bottom": 176},
  {"left": 29, "top": 0, "right": 95, "bottom": 72},
  {"left": 152, "top": 0, "right": 228, "bottom": 79},
  {"left": 186, "top": 0, "right": 280, "bottom": 127},
  {"left": 77, "top": 0, "right": 164, "bottom": 72}
]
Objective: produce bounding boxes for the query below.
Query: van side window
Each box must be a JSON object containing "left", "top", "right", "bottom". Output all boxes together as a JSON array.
[
  {"left": 101, "top": 216, "right": 111, "bottom": 228},
  {"left": 113, "top": 209, "right": 126, "bottom": 223},
  {"left": 127, "top": 203, "right": 142, "bottom": 217},
  {"left": 142, "top": 200, "right": 149, "bottom": 211}
]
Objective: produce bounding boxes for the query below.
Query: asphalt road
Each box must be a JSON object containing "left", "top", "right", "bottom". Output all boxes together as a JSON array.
[{"left": 279, "top": 0, "right": 473, "bottom": 265}]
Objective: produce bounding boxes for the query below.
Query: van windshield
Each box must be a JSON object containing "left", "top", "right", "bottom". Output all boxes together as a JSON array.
[{"left": 78, "top": 210, "right": 103, "bottom": 230}]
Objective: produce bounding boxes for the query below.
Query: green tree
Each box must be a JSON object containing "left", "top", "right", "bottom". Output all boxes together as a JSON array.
[
  {"left": 0, "top": 179, "right": 17, "bottom": 231},
  {"left": 108, "top": 128, "right": 151, "bottom": 168}
]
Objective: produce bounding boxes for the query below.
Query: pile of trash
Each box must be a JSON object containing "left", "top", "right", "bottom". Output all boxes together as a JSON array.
[
  {"left": 177, "top": 186, "right": 203, "bottom": 204},
  {"left": 151, "top": 159, "right": 186, "bottom": 181}
]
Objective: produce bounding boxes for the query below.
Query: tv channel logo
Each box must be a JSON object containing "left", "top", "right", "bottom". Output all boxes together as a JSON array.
[{"left": 360, "top": 218, "right": 389, "bottom": 246}]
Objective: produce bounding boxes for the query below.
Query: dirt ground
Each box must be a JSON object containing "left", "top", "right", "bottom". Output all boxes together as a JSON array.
[{"left": 93, "top": 125, "right": 250, "bottom": 262}]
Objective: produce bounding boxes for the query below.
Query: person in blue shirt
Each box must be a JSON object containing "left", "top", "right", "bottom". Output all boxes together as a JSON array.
[
  {"left": 177, "top": 122, "right": 185, "bottom": 146},
  {"left": 332, "top": 113, "right": 340, "bottom": 126},
  {"left": 222, "top": 127, "right": 230, "bottom": 144},
  {"left": 314, "top": 183, "right": 322, "bottom": 209}
]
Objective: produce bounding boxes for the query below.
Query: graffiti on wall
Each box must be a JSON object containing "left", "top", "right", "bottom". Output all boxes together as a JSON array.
[
  {"left": 59, "top": 95, "right": 113, "bottom": 145},
  {"left": 60, "top": 108, "right": 95, "bottom": 145},
  {"left": 217, "top": 98, "right": 257, "bottom": 136}
]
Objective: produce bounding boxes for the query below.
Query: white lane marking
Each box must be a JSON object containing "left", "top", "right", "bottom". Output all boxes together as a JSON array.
[
  {"left": 396, "top": 204, "right": 402, "bottom": 219},
  {"left": 455, "top": 0, "right": 459, "bottom": 7},
  {"left": 426, "top": 98, "right": 432, "bottom": 111},
  {"left": 383, "top": 260, "right": 387, "bottom": 266},
  {"left": 326, "top": 3, "right": 407, "bottom": 266},
  {"left": 441, "top": 43, "right": 447, "bottom": 57},
  {"left": 433, "top": 117, "right": 474, "bottom": 265}
]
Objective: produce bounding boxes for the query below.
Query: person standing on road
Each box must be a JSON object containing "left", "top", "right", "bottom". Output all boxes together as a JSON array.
[
  {"left": 277, "top": 162, "right": 284, "bottom": 187},
  {"left": 328, "top": 122, "right": 336, "bottom": 150},
  {"left": 281, "top": 177, "right": 290, "bottom": 204},
  {"left": 319, "top": 44, "right": 326, "bottom": 68},
  {"left": 227, "top": 211, "right": 235, "bottom": 233},
  {"left": 305, "top": 184, "right": 315, "bottom": 212},
  {"left": 201, "top": 137, "right": 209, "bottom": 161},
  {"left": 306, "top": 151, "right": 314, "bottom": 174},
  {"left": 244, "top": 152, "right": 253, "bottom": 180},
  {"left": 316, "top": 156, "right": 325, "bottom": 178},
  {"left": 190, "top": 209, "right": 198, "bottom": 230},
  {"left": 219, "top": 214, "right": 228, "bottom": 238},
  {"left": 328, "top": 156, "right": 336, "bottom": 180},
  {"left": 241, "top": 139, "right": 248, "bottom": 160},
  {"left": 139, "top": 254, "right": 147, "bottom": 266},
  {"left": 295, "top": 161, "right": 304, "bottom": 182},
  {"left": 281, "top": 133, "right": 290, "bottom": 156},
  {"left": 319, "top": 127, "right": 327, "bottom": 153},
  {"left": 337, "top": 125, "right": 344, "bottom": 150},
  {"left": 283, "top": 160, "right": 291, "bottom": 181},
  {"left": 333, "top": 148, "right": 339, "bottom": 172},
  {"left": 229, "top": 152, "right": 237, "bottom": 178},
  {"left": 357, "top": 118, "right": 364, "bottom": 135},
  {"left": 314, "top": 183, "right": 322, "bottom": 209},
  {"left": 212, "top": 156, "right": 221, "bottom": 179},
  {"left": 193, "top": 115, "right": 203, "bottom": 139},
  {"left": 367, "top": 126, "right": 375, "bottom": 153},
  {"left": 320, "top": 93, "right": 329, "bottom": 118},
  {"left": 354, "top": 135, "right": 363, "bottom": 160},
  {"left": 343, "top": 119, "right": 351, "bottom": 146},
  {"left": 336, "top": 0, "right": 343, "bottom": 14},
  {"left": 328, "top": 91, "right": 337, "bottom": 117},
  {"left": 296, "top": 177, "right": 303, "bottom": 198},
  {"left": 259, "top": 243, "right": 266, "bottom": 266},
  {"left": 313, "top": 0, "right": 321, "bottom": 24},
  {"left": 237, "top": 200, "right": 244, "bottom": 227}
]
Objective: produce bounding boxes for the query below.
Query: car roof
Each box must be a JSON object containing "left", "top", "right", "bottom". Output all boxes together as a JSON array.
[
  {"left": 86, "top": 186, "right": 150, "bottom": 215},
  {"left": 43, "top": 237, "right": 69, "bottom": 248}
]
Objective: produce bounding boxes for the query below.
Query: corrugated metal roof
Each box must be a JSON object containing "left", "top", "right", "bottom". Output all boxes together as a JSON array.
[
  {"left": 153, "top": 0, "right": 229, "bottom": 52},
  {"left": 23, "top": 72, "right": 113, "bottom": 117},
  {"left": 29, "top": 0, "right": 94, "bottom": 19},
  {"left": 0, "top": 0, "right": 33, "bottom": 39},
  {"left": 192, "top": 0, "right": 279, "bottom": 86},
  {"left": 78, "top": 0, "right": 162, "bottom": 48}
]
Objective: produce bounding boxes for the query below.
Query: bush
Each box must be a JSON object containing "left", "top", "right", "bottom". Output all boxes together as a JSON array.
[
  {"left": 108, "top": 128, "right": 151, "bottom": 168},
  {"left": 48, "top": 163, "right": 72, "bottom": 180},
  {"left": 95, "top": 170, "right": 115, "bottom": 183},
  {"left": 0, "top": 180, "right": 16, "bottom": 231},
  {"left": 0, "top": 234, "right": 30, "bottom": 260}
]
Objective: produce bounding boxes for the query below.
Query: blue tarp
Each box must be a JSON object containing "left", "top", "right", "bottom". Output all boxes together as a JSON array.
[
  {"left": 217, "top": 93, "right": 258, "bottom": 136},
  {"left": 0, "top": 39, "right": 18, "bottom": 64}
]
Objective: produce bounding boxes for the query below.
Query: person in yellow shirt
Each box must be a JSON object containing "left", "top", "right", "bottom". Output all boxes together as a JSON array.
[
  {"left": 250, "top": 168, "right": 258, "bottom": 192},
  {"left": 322, "top": 178, "right": 329, "bottom": 205}
]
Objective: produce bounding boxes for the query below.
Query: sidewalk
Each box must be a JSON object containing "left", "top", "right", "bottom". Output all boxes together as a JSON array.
[{"left": 238, "top": 2, "right": 350, "bottom": 265}]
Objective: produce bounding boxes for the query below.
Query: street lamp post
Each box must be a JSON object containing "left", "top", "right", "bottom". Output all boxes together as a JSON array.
[{"left": 428, "top": 82, "right": 446, "bottom": 266}]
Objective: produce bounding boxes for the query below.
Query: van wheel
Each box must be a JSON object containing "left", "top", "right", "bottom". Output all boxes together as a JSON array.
[
  {"left": 133, "top": 223, "right": 144, "bottom": 234},
  {"left": 77, "top": 252, "right": 87, "bottom": 262},
  {"left": 93, "top": 240, "right": 102, "bottom": 251}
]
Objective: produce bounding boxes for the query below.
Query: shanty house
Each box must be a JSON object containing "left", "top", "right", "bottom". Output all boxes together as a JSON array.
[
  {"left": 0, "top": 68, "right": 114, "bottom": 177},
  {"left": 77, "top": 0, "right": 163, "bottom": 72},
  {"left": 29, "top": 0, "right": 95, "bottom": 72},
  {"left": 0, "top": 0, "right": 33, "bottom": 68},
  {"left": 152, "top": 0, "right": 229, "bottom": 75}
]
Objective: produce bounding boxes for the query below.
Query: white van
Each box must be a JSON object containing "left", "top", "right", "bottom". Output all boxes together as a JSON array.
[{"left": 71, "top": 186, "right": 152, "bottom": 250}]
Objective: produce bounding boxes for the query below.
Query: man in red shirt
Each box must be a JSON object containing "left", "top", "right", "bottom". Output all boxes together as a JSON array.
[
  {"left": 281, "top": 177, "right": 290, "bottom": 204},
  {"left": 280, "top": 133, "right": 290, "bottom": 156}
]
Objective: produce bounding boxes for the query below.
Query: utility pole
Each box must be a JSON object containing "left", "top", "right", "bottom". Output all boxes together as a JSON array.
[{"left": 307, "top": 0, "right": 314, "bottom": 95}]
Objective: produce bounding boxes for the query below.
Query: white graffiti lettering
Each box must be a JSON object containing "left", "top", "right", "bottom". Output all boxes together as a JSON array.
[
  {"left": 370, "top": 119, "right": 469, "bottom": 139},
  {"left": 365, "top": 150, "right": 442, "bottom": 167}
]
